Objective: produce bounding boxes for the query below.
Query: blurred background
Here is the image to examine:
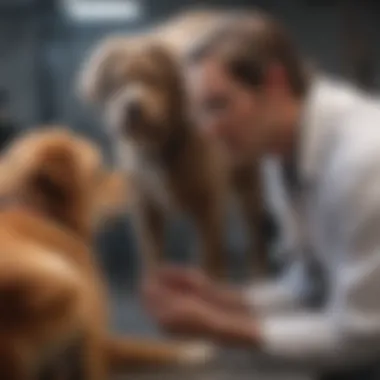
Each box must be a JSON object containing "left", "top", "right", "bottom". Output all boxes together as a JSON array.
[
  {"left": 0, "top": 0, "right": 379, "bottom": 331},
  {"left": 1, "top": 0, "right": 379, "bottom": 130}
]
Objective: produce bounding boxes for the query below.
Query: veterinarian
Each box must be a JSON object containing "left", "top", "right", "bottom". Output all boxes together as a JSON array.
[{"left": 143, "top": 10, "right": 380, "bottom": 380}]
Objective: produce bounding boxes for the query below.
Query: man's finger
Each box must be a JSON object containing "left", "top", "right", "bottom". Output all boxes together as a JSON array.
[
  {"left": 142, "top": 281, "right": 175, "bottom": 315},
  {"left": 159, "top": 265, "right": 208, "bottom": 291}
]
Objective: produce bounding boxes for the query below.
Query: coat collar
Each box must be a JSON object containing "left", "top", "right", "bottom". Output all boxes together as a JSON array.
[{"left": 297, "top": 75, "right": 360, "bottom": 186}]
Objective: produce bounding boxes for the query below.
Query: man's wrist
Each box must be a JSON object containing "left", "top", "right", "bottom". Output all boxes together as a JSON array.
[
  {"left": 212, "top": 312, "right": 261, "bottom": 348},
  {"left": 207, "top": 283, "right": 251, "bottom": 314},
  {"left": 221, "top": 286, "right": 251, "bottom": 314}
]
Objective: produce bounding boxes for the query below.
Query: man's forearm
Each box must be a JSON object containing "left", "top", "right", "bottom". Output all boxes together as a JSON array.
[{"left": 209, "top": 284, "right": 251, "bottom": 314}]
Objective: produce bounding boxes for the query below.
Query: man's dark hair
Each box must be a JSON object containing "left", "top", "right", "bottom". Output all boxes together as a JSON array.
[{"left": 188, "top": 10, "right": 309, "bottom": 98}]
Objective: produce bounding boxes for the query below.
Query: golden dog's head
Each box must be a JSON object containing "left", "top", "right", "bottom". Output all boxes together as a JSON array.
[
  {"left": 79, "top": 36, "right": 186, "bottom": 150},
  {"left": 0, "top": 127, "right": 127, "bottom": 237}
]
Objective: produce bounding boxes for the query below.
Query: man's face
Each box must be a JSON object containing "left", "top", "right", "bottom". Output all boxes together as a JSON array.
[{"left": 188, "top": 59, "right": 271, "bottom": 163}]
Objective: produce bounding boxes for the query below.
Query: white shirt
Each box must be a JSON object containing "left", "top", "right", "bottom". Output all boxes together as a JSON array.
[{"left": 247, "top": 76, "right": 380, "bottom": 371}]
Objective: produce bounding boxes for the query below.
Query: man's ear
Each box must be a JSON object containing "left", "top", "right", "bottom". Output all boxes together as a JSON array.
[{"left": 78, "top": 37, "right": 129, "bottom": 104}]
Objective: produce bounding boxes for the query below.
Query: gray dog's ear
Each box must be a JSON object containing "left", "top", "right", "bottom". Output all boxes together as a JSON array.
[
  {"left": 77, "top": 37, "right": 129, "bottom": 104},
  {"left": 154, "top": 9, "right": 228, "bottom": 56}
]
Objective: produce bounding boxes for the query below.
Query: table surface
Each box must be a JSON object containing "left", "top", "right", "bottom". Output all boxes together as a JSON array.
[{"left": 109, "top": 291, "right": 311, "bottom": 380}]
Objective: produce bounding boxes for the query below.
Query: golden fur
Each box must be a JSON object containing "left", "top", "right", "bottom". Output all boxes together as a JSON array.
[
  {"left": 0, "top": 128, "right": 214, "bottom": 379},
  {"left": 78, "top": 11, "right": 270, "bottom": 280}
]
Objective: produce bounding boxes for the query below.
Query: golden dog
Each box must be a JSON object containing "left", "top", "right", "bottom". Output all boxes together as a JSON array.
[{"left": 0, "top": 128, "right": 214, "bottom": 379}]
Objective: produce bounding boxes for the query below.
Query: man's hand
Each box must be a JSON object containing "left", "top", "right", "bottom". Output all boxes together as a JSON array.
[
  {"left": 144, "top": 280, "right": 226, "bottom": 337},
  {"left": 142, "top": 266, "right": 261, "bottom": 347},
  {"left": 148, "top": 266, "right": 250, "bottom": 314}
]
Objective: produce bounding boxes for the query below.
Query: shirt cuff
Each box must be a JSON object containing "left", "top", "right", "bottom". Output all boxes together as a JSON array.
[
  {"left": 244, "top": 260, "right": 308, "bottom": 315},
  {"left": 258, "top": 312, "right": 342, "bottom": 370},
  {"left": 244, "top": 281, "right": 299, "bottom": 316}
]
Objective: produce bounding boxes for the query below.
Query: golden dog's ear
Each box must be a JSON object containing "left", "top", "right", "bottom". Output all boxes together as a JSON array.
[
  {"left": 31, "top": 145, "right": 77, "bottom": 204},
  {"left": 78, "top": 37, "right": 129, "bottom": 104},
  {"left": 27, "top": 143, "right": 82, "bottom": 229},
  {"left": 0, "top": 131, "right": 78, "bottom": 207}
]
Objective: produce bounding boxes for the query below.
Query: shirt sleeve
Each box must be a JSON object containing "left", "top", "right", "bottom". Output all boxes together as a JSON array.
[
  {"left": 255, "top": 158, "right": 380, "bottom": 371},
  {"left": 247, "top": 156, "right": 313, "bottom": 316},
  {"left": 244, "top": 259, "right": 308, "bottom": 316}
]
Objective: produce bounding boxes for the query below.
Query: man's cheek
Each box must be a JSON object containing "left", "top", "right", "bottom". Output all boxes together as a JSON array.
[
  {"left": 206, "top": 117, "right": 226, "bottom": 138},
  {"left": 224, "top": 131, "right": 241, "bottom": 152},
  {"left": 199, "top": 120, "right": 218, "bottom": 139}
]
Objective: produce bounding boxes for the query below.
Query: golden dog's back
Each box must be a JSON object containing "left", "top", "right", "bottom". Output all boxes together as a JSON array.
[{"left": 0, "top": 207, "right": 95, "bottom": 378}]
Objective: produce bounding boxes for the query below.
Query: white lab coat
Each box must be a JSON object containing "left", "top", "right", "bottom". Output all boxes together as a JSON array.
[{"left": 247, "top": 75, "right": 380, "bottom": 371}]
